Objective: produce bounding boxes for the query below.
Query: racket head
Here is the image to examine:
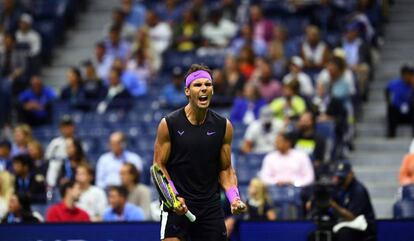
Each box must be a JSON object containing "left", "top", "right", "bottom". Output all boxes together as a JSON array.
[{"left": 150, "top": 165, "right": 180, "bottom": 209}]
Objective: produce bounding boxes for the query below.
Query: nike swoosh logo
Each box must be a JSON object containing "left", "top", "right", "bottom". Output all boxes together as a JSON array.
[
  {"left": 178, "top": 130, "right": 184, "bottom": 136},
  {"left": 207, "top": 131, "right": 216, "bottom": 136}
]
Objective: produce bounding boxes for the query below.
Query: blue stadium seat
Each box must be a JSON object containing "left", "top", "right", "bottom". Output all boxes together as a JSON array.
[
  {"left": 235, "top": 153, "right": 265, "bottom": 185},
  {"left": 268, "top": 185, "right": 303, "bottom": 219},
  {"left": 394, "top": 200, "right": 414, "bottom": 219},
  {"left": 402, "top": 185, "right": 414, "bottom": 201}
]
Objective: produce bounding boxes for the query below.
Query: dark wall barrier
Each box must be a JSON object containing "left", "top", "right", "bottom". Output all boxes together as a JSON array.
[{"left": 1, "top": 220, "right": 414, "bottom": 241}]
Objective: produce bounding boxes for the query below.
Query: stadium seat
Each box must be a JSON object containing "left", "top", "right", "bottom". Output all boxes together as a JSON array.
[
  {"left": 393, "top": 200, "right": 414, "bottom": 218},
  {"left": 268, "top": 185, "right": 303, "bottom": 219},
  {"left": 235, "top": 153, "right": 265, "bottom": 185}
]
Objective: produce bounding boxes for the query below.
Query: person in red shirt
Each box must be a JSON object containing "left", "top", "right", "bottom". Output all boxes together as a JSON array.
[{"left": 46, "top": 181, "right": 90, "bottom": 222}]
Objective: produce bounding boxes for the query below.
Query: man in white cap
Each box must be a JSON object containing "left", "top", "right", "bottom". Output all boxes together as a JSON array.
[
  {"left": 282, "top": 56, "right": 314, "bottom": 97},
  {"left": 15, "top": 13, "right": 41, "bottom": 58}
]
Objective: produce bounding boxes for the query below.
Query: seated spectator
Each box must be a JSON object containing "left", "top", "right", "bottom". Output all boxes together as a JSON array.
[
  {"left": 1, "top": 193, "right": 39, "bottom": 223},
  {"left": 27, "top": 140, "right": 48, "bottom": 176},
  {"left": 112, "top": 58, "right": 147, "bottom": 98},
  {"left": 0, "top": 139, "right": 12, "bottom": 172},
  {"left": 222, "top": 55, "right": 245, "bottom": 98},
  {"left": 91, "top": 41, "right": 114, "bottom": 80},
  {"left": 46, "top": 181, "right": 90, "bottom": 222},
  {"left": 399, "top": 153, "right": 414, "bottom": 186},
  {"left": 245, "top": 178, "right": 276, "bottom": 221},
  {"left": 294, "top": 112, "right": 326, "bottom": 168},
  {"left": 0, "top": 33, "right": 28, "bottom": 95},
  {"left": 13, "top": 154, "right": 46, "bottom": 204},
  {"left": 103, "top": 185, "right": 145, "bottom": 221},
  {"left": 385, "top": 65, "right": 414, "bottom": 138},
  {"left": 45, "top": 115, "right": 76, "bottom": 188},
  {"left": 230, "top": 24, "right": 267, "bottom": 57},
  {"left": 300, "top": 25, "right": 330, "bottom": 70},
  {"left": 270, "top": 81, "right": 307, "bottom": 122},
  {"left": 11, "top": 124, "right": 32, "bottom": 157},
  {"left": 145, "top": 10, "right": 172, "bottom": 64},
  {"left": 185, "top": 0, "right": 209, "bottom": 24},
  {"left": 130, "top": 27, "right": 160, "bottom": 73},
  {"left": 96, "top": 68, "right": 133, "bottom": 114},
  {"left": 249, "top": 5, "right": 274, "bottom": 43},
  {"left": 103, "top": 8, "right": 136, "bottom": 41},
  {"left": 160, "top": 67, "right": 187, "bottom": 109},
  {"left": 60, "top": 67, "right": 88, "bottom": 111},
  {"left": 230, "top": 82, "right": 266, "bottom": 125},
  {"left": 259, "top": 132, "right": 314, "bottom": 187},
  {"left": 241, "top": 106, "right": 284, "bottom": 154},
  {"left": 96, "top": 131, "right": 143, "bottom": 189},
  {"left": 172, "top": 8, "right": 200, "bottom": 52},
  {"left": 17, "top": 76, "right": 56, "bottom": 127},
  {"left": 238, "top": 45, "right": 256, "bottom": 80},
  {"left": 120, "top": 0, "right": 146, "bottom": 29},
  {"left": 316, "top": 49, "right": 357, "bottom": 98},
  {"left": 155, "top": 0, "right": 183, "bottom": 25},
  {"left": 309, "top": 161, "right": 376, "bottom": 241},
  {"left": 120, "top": 163, "right": 151, "bottom": 219},
  {"left": 82, "top": 61, "right": 107, "bottom": 102},
  {"left": 58, "top": 138, "right": 87, "bottom": 187},
  {"left": 210, "top": 69, "right": 233, "bottom": 107},
  {"left": 253, "top": 58, "right": 282, "bottom": 103},
  {"left": 309, "top": 0, "right": 345, "bottom": 35},
  {"left": 341, "top": 22, "right": 371, "bottom": 100},
  {"left": 75, "top": 163, "right": 107, "bottom": 221},
  {"left": 104, "top": 25, "right": 131, "bottom": 61},
  {"left": 201, "top": 8, "right": 237, "bottom": 48},
  {"left": 0, "top": 0, "right": 22, "bottom": 33},
  {"left": 126, "top": 49, "right": 153, "bottom": 83},
  {"left": 282, "top": 56, "right": 314, "bottom": 98},
  {"left": 268, "top": 26, "right": 288, "bottom": 80},
  {"left": 15, "top": 13, "right": 41, "bottom": 58},
  {"left": 0, "top": 170, "right": 14, "bottom": 218}
]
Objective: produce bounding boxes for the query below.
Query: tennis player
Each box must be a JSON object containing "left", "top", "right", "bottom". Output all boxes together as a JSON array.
[{"left": 153, "top": 64, "right": 247, "bottom": 241}]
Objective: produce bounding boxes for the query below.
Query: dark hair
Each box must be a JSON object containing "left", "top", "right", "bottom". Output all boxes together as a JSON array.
[
  {"left": 108, "top": 185, "right": 129, "bottom": 198},
  {"left": 59, "top": 180, "right": 76, "bottom": 198},
  {"left": 401, "top": 64, "right": 414, "bottom": 75},
  {"left": 109, "top": 24, "right": 122, "bottom": 34},
  {"left": 281, "top": 131, "right": 297, "bottom": 147},
  {"left": 113, "top": 7, "right": 126, "bottom": 18},
  {"left": 95, "top": 41, "right": 105, "bottom": 49},
  {"left": 110, "top": 67, "right": 122, "bottom": 78},
  {"left": 68, "top": 138, "right": 86, "bottom": 163},
  {"left": 329, "top": 56, "right": 346, "bottom": 72},
  {"left": 123, "top": 163, "right": 141, "bottom": 184},
  {"left": 184, "top": 64, "right": 213, "bottom": 83},
  {"left": 14, "top": 192, "right": 32, "bottom": 213},
  {"left": 12, "top": 154, "right": 34, "bottom": 169},
  {"left": 68, "top": 67, "right": 83, "bottom": 86},
  {"left": 0, "top": 139, "right": 12, "bottom": 150}
]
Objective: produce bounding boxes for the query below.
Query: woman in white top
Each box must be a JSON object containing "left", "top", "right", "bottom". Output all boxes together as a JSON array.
[{"left": 75, "top": 163, "right": 107, "bottom": 221}]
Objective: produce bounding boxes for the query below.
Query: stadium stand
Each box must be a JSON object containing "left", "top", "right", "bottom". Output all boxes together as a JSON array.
[{"left": 2, "top": 0, "right": 414, "bottom": 240}]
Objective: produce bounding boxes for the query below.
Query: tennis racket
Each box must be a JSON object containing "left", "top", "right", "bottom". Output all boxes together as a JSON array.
[{"left": 150, "top": 164, "right": 196, "bottom": 222}]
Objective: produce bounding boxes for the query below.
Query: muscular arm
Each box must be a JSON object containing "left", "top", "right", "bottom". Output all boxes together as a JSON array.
[
  {"left": 219, "top": 120, "right": 237, "bottom": 191},
  {"left": 153, "top": 118, "right": 172, "bottom": 180}
]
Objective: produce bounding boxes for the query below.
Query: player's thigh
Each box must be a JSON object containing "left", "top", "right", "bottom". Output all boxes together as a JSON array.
[
  {"left": 160, "top": 209, "right": 189, "bottom": 241},
  {"left": 189, "top": 217, "right": 227, "bottom": 241}
]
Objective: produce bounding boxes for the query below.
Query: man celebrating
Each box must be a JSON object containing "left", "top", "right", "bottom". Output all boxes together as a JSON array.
[{"left": 153, "top": 64, "right": 246, "bottom": 241}]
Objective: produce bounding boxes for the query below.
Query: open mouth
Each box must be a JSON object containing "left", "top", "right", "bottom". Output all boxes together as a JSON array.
[{"left": 199, "top": 95, "right": 208, "bottom": 102}]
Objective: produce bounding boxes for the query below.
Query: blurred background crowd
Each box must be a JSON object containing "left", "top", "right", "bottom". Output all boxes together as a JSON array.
[{"left": 1, "top": 0, "right": 414, "bottom": 238}]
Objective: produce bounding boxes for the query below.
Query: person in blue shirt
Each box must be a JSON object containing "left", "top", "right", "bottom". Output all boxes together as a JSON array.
[
  {"left": 103, "top": 185, "right": 145, "bottom": 221},
  {"left": 0, "top": 139, "right": 12, "bottom": 172},
  {"left": 385, "top": 65, "right": 414, "bottom": 138},
  {"left": 160, "top": 67, "right": 187, "bottom": 109},
  {"left": 17, "top": 76, "right": 56, "bottom": 127}
]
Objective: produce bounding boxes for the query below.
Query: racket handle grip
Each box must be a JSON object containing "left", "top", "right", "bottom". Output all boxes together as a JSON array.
[{"left": 185, "top": 210, "right": 196, "bottom": 222}]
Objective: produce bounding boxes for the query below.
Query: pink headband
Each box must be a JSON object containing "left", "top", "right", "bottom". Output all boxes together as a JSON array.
[{"left": 185, "top": 70, "right": 212, "bottom": 88}]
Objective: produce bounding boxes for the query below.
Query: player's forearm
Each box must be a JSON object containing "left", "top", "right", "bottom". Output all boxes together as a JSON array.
[{"left": 219, "top": 167, "right": 238, "bottom": 191}]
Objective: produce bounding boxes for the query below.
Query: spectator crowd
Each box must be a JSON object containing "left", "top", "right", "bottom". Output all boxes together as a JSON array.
[{"left": 1, "top": 1, "right": 411, "bottom": 240}]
